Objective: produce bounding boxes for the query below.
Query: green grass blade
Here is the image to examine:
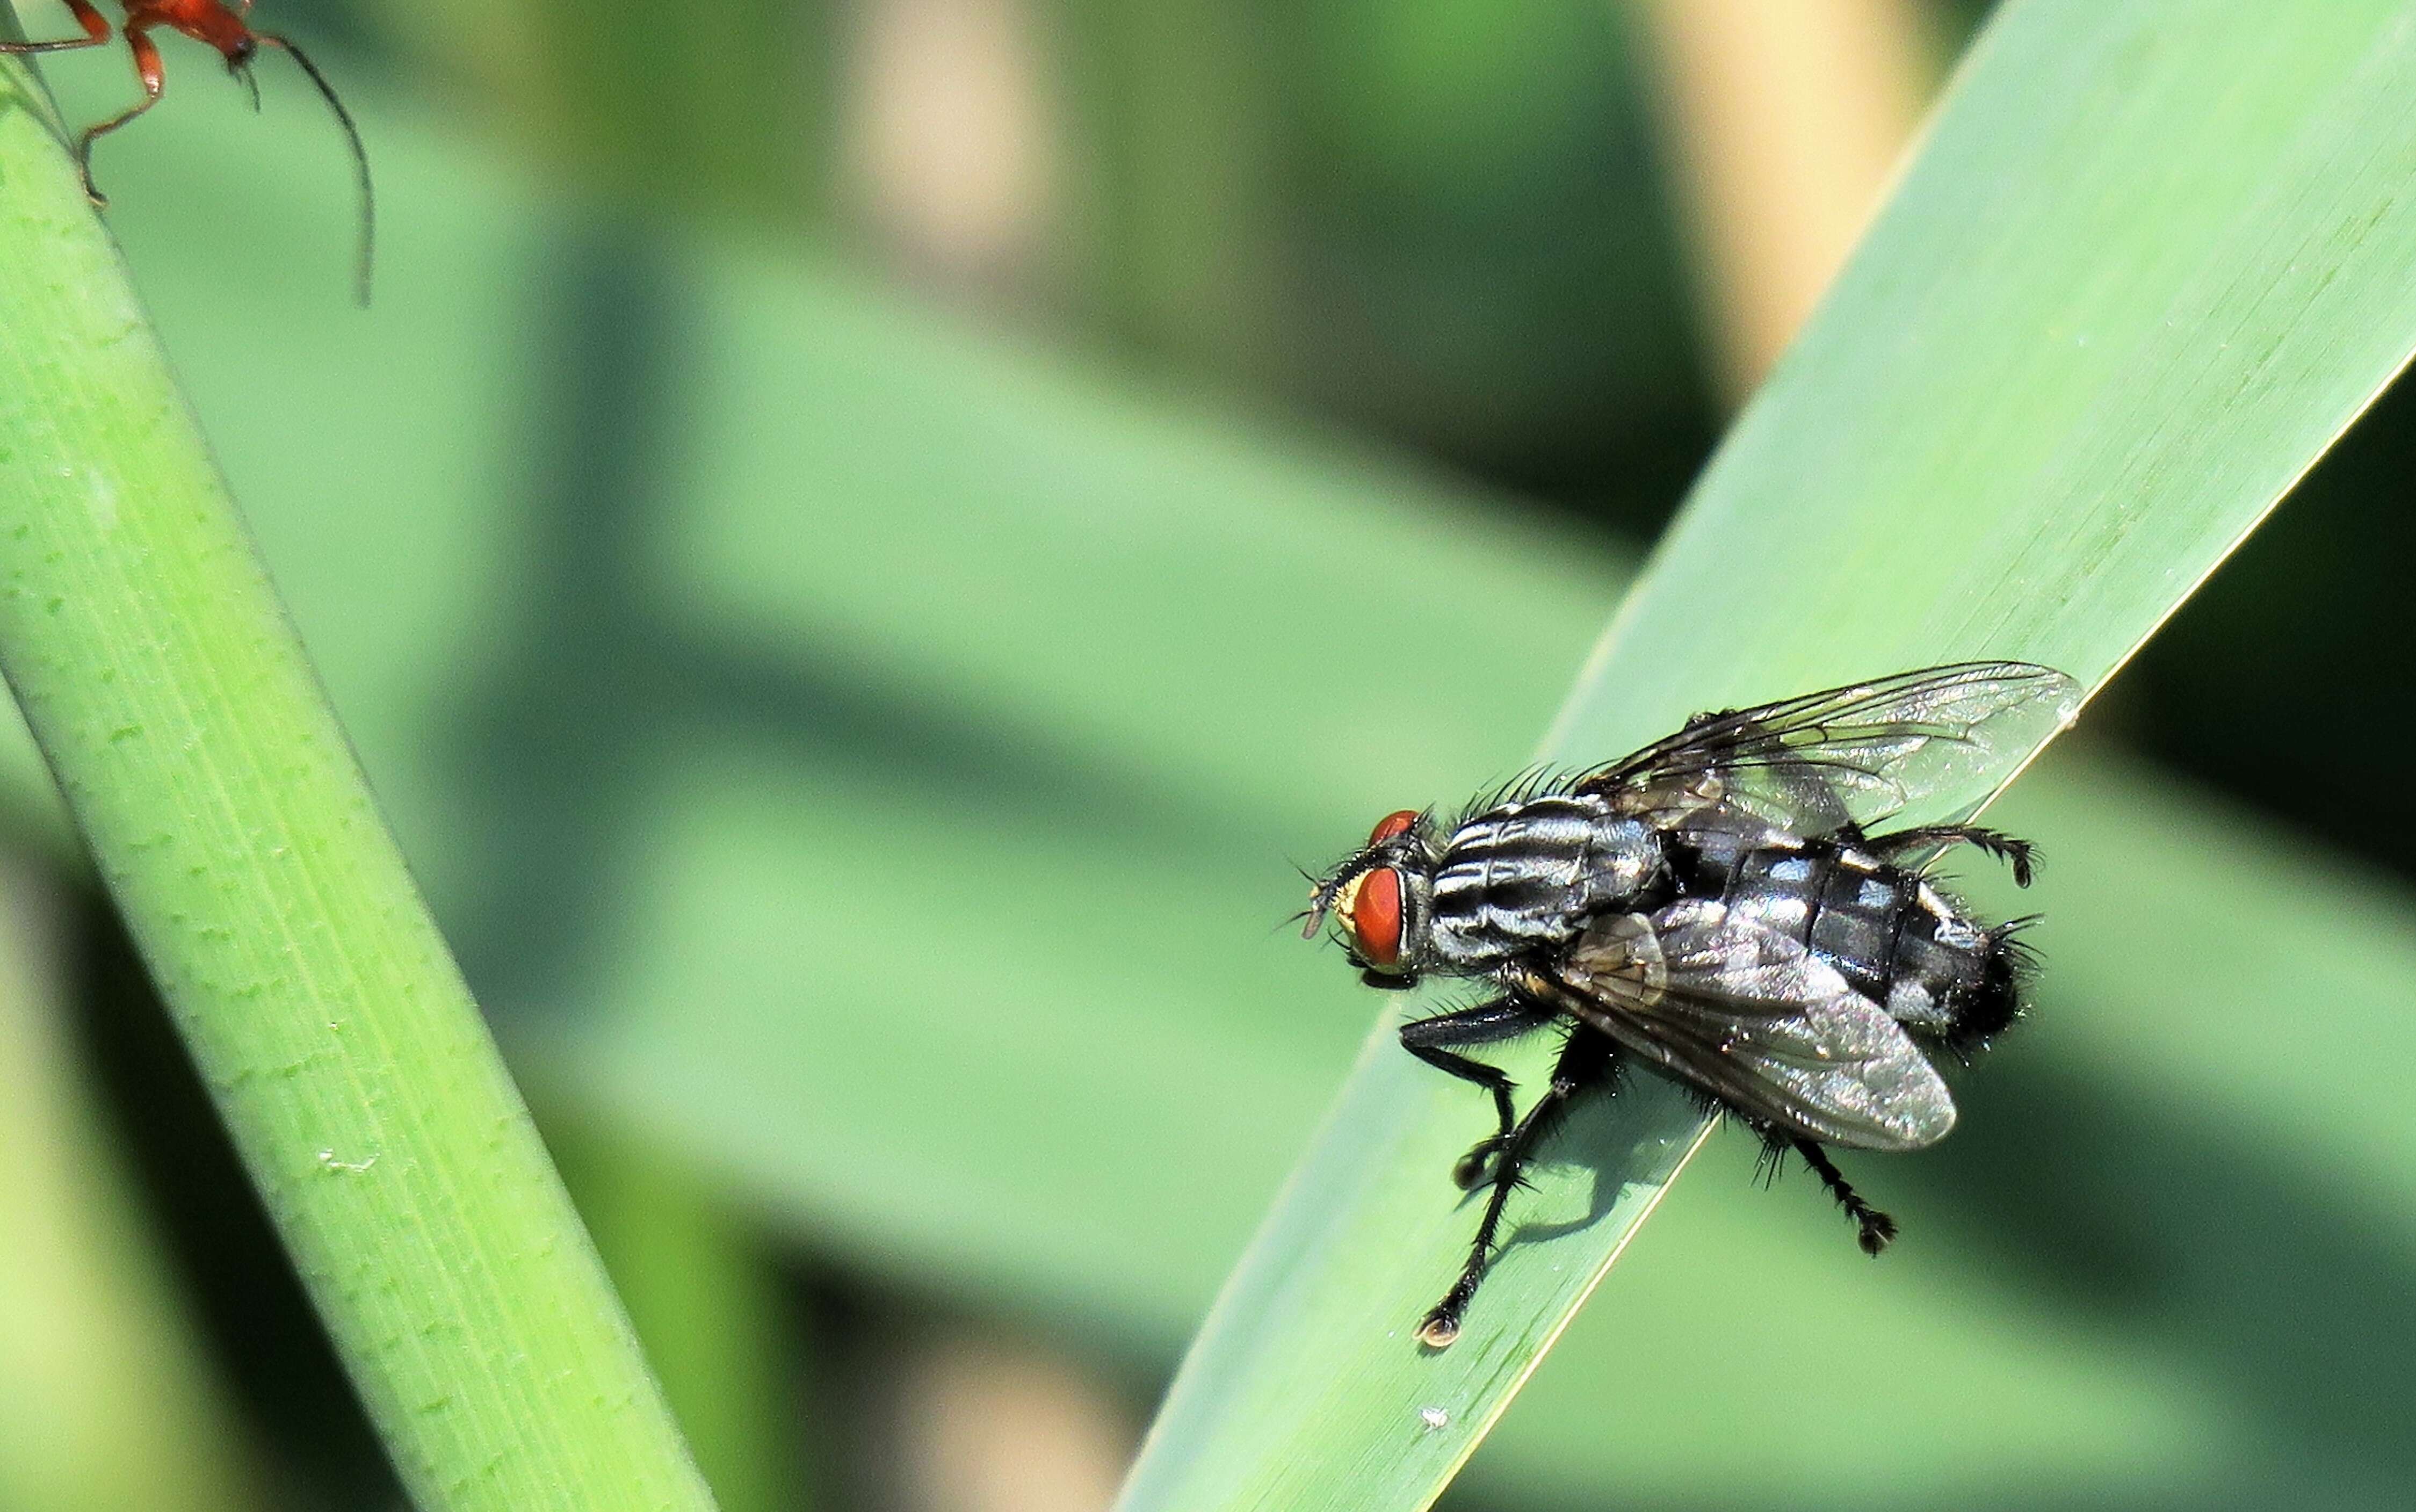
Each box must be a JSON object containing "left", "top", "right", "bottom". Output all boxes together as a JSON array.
[
  {"left": 1116, "top": 3, "right": 2416, "bottom": 1507},
  {"left": 0, "top": 54, "right": 715, "bottom": 1512}
]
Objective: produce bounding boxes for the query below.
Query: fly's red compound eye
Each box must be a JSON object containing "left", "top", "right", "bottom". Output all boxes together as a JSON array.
[
  {"left": 1368, "top": 809, "right": 1420, "bottom": 845},
  {"left": 1339, "top": 866, "right": 1404, "bottom": 968}
]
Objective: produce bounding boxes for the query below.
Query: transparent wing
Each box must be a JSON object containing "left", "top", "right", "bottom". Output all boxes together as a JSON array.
[
  {"left": 1574, "top": 661, "right": 2082, "bottom": 841},
  {"left": 1550, "top": 900, "right": 1956, "bottom": 1152}
]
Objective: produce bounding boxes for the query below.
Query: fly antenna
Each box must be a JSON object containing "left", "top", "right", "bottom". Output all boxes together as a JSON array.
[{"left": 256, "top": 33, "right": 374, "bottom": 306}]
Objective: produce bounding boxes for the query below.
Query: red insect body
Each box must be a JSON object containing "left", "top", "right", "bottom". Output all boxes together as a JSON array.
[
  {"left": 142, "top": 1, "right": 256, "bottom": 59},
  {"left": 2, "top": 1, "right": 375, "bottom": 301}
]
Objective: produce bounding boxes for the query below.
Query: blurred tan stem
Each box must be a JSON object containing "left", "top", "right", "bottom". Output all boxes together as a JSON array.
[
  {"left": 891, "top": 1328, "right": 1135, "bottom": 1512},
  {"left": 1631, "top": 0, "right": 1938, "bottom": 399},
  {"left": 841, "top": 0, "right": 1064, "bottom": 292}
]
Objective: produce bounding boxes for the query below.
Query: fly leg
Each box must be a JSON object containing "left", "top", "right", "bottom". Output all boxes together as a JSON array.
[
  {"left": 1417, "top": 1028, "right": 1619, "bottom": 1349},
  {"left": 1398, "top": 998, "right": 1558, "bottom": 1172},
  {"left": 1787, "top": 1136, "right": 1897, "bottom": 1255},
  {"left": 1864, "top": 824, "right": 2036, "bottom": 886}
]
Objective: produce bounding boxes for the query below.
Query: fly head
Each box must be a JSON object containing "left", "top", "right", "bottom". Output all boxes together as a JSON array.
[{"left": 1305, "top": 808, "right": 1438, "bottom": 988}]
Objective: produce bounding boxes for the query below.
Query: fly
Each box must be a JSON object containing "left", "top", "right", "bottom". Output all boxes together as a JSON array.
[{"left": 1304, "top": 661, "right": 2082, "bottom": 1347}]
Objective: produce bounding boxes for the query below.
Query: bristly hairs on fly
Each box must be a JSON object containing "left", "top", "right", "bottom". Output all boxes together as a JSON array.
[{"left": 1452, "top": 763, "right": 1584, "bottom": 829}]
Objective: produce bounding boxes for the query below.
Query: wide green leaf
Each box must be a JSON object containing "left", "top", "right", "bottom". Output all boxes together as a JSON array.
[{"left": 1115, "top": 3, "right": 2416, "bottom": 1507}]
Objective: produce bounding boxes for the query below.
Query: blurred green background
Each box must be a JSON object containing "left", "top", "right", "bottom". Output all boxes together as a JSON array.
[{"left": 1, "top": 2, "right": 2411, "bottom": 1510}]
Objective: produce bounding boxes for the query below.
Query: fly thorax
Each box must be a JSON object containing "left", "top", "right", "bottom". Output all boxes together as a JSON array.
[{"left": 1423, "top": 795, "right": 1663, "bottom": 970}]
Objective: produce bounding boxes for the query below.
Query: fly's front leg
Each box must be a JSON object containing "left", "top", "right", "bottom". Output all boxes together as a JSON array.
[
  {"left": 1418, "top": 1028, "right": 1621, "bottom": 1349},
  {"left": 1398, "top": 997, "right": 1557, "bottom": 1175}
]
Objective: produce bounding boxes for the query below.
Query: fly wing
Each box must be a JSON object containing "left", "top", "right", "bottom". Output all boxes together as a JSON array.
[
  {"left": 1574, "top": 661, "right": 2082, "bottom": 841},
  {"left": 1551, "top": 900, "right": 1956, "bottom": 1152}
]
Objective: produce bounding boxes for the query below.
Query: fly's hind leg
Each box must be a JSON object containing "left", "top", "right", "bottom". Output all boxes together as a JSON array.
[
  {"left": 1399, "top": 997, "right": 1557, "bottom": 1175},
  {"left": 1786, "top": 1135, "right": 1897, "bottom": 1255},
  {"left": 1865, "top": 824, "right": 2037, "bottom": 886},
  {"left": 1418, "top": 1029, "right": 1620, "bottom": 1349}
]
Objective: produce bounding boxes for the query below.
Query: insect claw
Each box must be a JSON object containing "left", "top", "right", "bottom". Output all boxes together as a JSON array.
[
  {"left": 1856, "top": 1210, "right": 1898, "bottom": 1255},
  {"left": 1415, "top": 1310, "right": 1461, "bottom": 1349},
  {"left": 1450, "top": 1141, "right": 1499, "bottom": 1190}
]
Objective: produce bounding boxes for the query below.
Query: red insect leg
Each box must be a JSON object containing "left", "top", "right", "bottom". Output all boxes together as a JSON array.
[{"left": 0, "top": 1, "right": 113, "bottom": 51}]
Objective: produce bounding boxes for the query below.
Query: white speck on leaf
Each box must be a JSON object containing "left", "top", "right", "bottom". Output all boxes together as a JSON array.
[
  {"left": 83, "top": 468, "right": 117, "bottom": 531},
  {"left": 1420, "top": 1407, "right": 1449, "bottom": 1431}
]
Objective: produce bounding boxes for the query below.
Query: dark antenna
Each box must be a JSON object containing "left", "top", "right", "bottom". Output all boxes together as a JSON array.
[{"left": 257, "top": 33, "right": 374, "bottom": 306}]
